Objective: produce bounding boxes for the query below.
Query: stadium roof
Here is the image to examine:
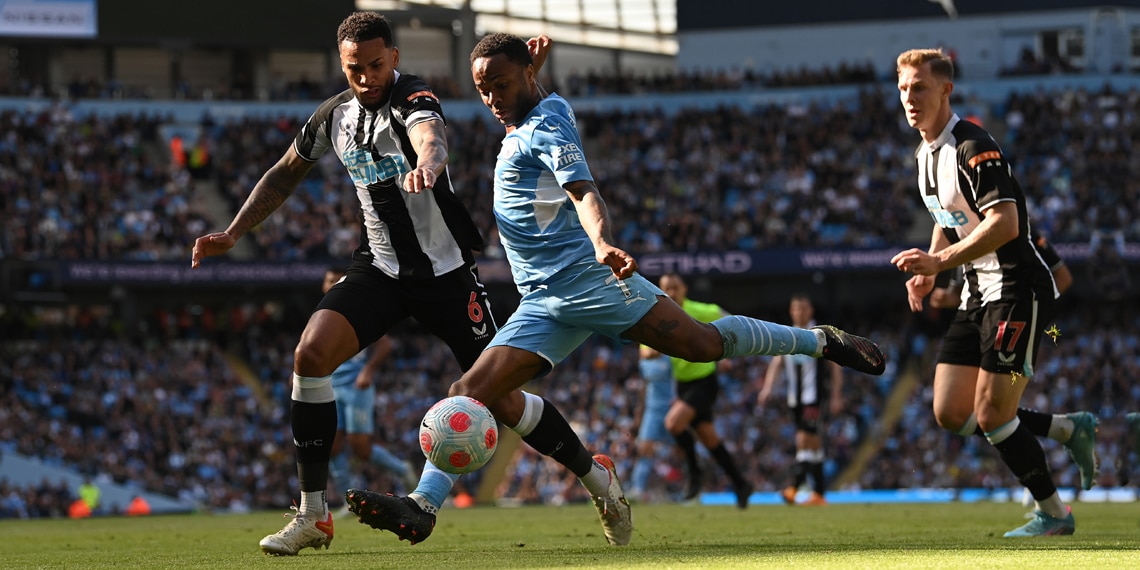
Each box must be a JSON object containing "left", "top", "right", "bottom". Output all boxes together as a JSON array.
[{"left": 356, "top": 0, "right": 677, "bottom": 54}]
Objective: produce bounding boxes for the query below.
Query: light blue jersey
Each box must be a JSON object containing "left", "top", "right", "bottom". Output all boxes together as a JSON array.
[
  {"left": 638, "top": 353, "right": 675, "bottom": 444},
  {"left": 331, "top": 349, "right": 367, "bottom": 388},
  {"left": 639, "top": 354, "right": 674, "bottom": 417},
  {"left": 485, "top": 93, "right": 663, "bottom": 371},
  {"left": 494, "top": 94, "right": 596, "bottom": 294},
  {"left": 332, "top": 349, "right": 376, "bottom": 434}
]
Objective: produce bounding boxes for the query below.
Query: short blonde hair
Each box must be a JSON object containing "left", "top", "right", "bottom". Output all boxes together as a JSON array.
[{"left": 897, "top": 48, "right": 954, "bottom": 81}]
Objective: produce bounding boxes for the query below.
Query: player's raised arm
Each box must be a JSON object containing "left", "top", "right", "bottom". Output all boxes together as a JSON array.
[{"left": 191, "top": 145, "right": 315, "bottom": 267}]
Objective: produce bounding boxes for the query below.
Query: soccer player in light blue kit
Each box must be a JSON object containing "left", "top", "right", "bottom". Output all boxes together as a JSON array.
[
  {"left": 321, "top": 267, "right": 418, "bottom": 515},
  {"left": 629, "top": 346, "right": 676, "bottom": 502},
  {"left": 349, "top": 33, "right": 886, "bottom": 547}
]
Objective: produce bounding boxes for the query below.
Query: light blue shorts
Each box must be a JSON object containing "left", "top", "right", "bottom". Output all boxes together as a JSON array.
[
  {"left": 488, "top": 259, "right": 663, "bottom": 373},
  {"left": 333, "top": 383, "right": 376, "bottom": 435},
  {"left": 637, "top": 405, "right": 673, "bottom": 444}
]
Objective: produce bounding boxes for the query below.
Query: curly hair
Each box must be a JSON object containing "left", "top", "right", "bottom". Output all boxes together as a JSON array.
[
  {"left": 470, "top": 33, "right": 531, "bottom": 66},
  {"left": 337, "top": 11, "right": 393, "bottom": 46}
]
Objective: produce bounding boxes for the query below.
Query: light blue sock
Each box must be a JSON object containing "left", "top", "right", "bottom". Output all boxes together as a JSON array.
[
  {"left": 369, "top": 443, "right": 407, "bottom": 474},
  {"left": 330, "top": 450, "right": 351, "bottom": 489},
  {"left": 411, "top": 462, "right": 460, "bottom": 512},
  {"left": 631, "top": 456, "right": 653, "bottom": 495},
  {"left": 712, "top": 315, "right": 820, "bottom": 358}
]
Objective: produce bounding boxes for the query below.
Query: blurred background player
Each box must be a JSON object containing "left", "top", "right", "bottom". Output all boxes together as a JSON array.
[
  {"left": 658, "top": 273, "right": 754, "bottom": 509},
  {"left": 758, "top": 294, "right": 843, "bottom": 506},
  {"left": 321, "top": 267, "right": 418, "bottom": 518},
  {"left": 628, "top": 345, "right": 677, "bottom": 503}
]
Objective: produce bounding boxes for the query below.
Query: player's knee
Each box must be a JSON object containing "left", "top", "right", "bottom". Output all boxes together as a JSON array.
[
  {"left": 933, "top": 408, "right": 972, "bottom": 434},
  {"left": 293, "top": 341, "right": 337, "bottom": 377}
]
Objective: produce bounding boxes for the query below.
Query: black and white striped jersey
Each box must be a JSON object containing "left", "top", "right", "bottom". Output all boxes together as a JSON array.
[
  {"left": 914, "top": 114, "right": 1055, "bottom": 308},
  {"left": 293, "top": 71, "right": 483, "bottom": 280},
  {"left": 782, "top": 352, "right": 821, "bottom": 408}
]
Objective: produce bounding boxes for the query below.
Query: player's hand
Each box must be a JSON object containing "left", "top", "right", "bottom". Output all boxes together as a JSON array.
[
  {"left": 891, "top": 248, "right": 941, "bottom": 276},
  {"left": 191, "top": 232, "right": 236, "bottom": 268},
  {"left": 596, "top": 244, "right": 637, "bottom": 279},
  {"left": 929, "top": 287, "right": 961, "bottom": 309},
  {"left": 830, "top": 396, "right": 844, "bottom": 416},
  {"left": 403, "top": 166, "right": 437, "bottom": 194},
  {"left": 355, "top": 371, "right": 372, "bottom": 389},
  {"left": 528, "top": 35, "right": 552, "bottom": 73},
  {"left": 904, "top": 274, "right": 935, "bottom": 312}
]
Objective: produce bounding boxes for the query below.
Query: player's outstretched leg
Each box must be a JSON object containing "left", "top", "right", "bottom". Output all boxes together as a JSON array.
[
  {"left": 258, "top": 506, "right": 334, "bottom": 556},
  {"left": 1062, "top": 411, "right": 1099, "bottom": 490},
  {"left": 1003, "top": 506, "right": 1075, "bottom": 537},
  {"left": 813, "top": 325, "right": 886, "bottom": 376},
  {"left": 346, "top": 489, "right": 436, "bottom": 545},
  {"left": 591, "top": 454, "right": 633, "bottom": 546}
]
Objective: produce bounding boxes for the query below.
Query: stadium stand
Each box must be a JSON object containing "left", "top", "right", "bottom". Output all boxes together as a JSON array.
[{"left": 3, "top": 69, "right": 1140, "bottom": 516}]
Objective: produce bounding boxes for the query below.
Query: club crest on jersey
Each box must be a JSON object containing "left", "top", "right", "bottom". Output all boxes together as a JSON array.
[{"left": 344, "top": 148, "right": 409, "bottom": 186}]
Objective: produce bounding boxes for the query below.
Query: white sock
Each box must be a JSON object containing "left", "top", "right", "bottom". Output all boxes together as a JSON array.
[
  {"left": 1048, "top": 414, "right": 1075, "bottom": 443},
  {"left": 299, "top": 490, "right": 327, "bottom": 517},
  {"left": 579, "top": 459, "right": 612, "bottom": 496},
  {"left": 811, "top": 328, "right": 826, "bottom": 357},
  {"left": 1035, "top": 491, "right": 1068, "bottom": 519}
]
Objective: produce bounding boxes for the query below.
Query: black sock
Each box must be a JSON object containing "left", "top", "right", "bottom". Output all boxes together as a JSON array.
[
  {"left": 675, "top": 429, "right": 701, "bottom": 479},
  {"left": 990, "top": 424, "right": 1058, "bottom": 501},
  {"left": 810, "top": 462, "right": 826, "bottom": 495},
  {"left": 792, "top": 461, "right": 808, "bottom": 489},
  {"left": 291, "top": 400, "right": 338, "bottom": 492},
  {"left": 709, "top": 444, "right": 746, "bottom": 487},
  {"left": 974, "top": 408, "right": 1052, "bottom": 438},
  {"left": 519, "top": 398, "right": 594, "bottom": 477}
]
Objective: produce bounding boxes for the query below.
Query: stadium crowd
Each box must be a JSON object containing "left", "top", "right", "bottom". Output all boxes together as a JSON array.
[
  {"left": 2, "top": 82, "right": 1140, "bottom": 517},
  {"left": 4, "top": 294, "right": 1139, "bottom": 518},
  {"left": 4, "top": 83, "right": 1139, "bottom": 265},
  {"left": 7, "top": 60, "right": 880, "bottom": 103}
]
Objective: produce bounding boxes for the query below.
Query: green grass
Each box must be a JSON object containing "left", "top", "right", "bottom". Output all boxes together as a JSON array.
[{"left": 3, "top": 501, "right": 1139, "bottom": 569}]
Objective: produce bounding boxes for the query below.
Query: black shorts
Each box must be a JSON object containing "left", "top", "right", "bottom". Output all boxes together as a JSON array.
[
  {"left": 316, "top": 259, "right": 496, "bottom": 371},
  {"left": 675, "top": 372, "right": 719, "bottom": 424},
  {"left": 792, "top": 404, "right": 821, "bottom": 435},
  {"left": 937, "top": 293, "right": 1055, "bottom": 376}
]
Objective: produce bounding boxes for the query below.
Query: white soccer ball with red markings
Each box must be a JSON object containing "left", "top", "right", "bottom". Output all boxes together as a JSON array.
[{"left": 419, "top": 395, "right": 498, "bottom": 474}]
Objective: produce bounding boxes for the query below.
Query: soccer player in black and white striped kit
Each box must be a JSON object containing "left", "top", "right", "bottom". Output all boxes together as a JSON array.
[
  {"left": 192, "top": 13, "right": 607, "bottom": 555},
  {"left": 758, "top": 294, "right": 843, "bottom": 506},
  {"left": 891, "top": 48, "right": 1091, "bottom": 537}
]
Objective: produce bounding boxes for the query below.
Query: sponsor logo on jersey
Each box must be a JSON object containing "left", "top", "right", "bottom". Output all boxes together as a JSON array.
[
  {"left": 922, "top": 195, "right": 968, "bottom": 228},
  {"left": 344, "top": 148, "right": 409, "bottom": 186},
  {"left": 997, "top": 351, "right": 1017, "bottom": 365},
  {"left": 551, "top": 143, "right": 584, "bottom": 168},
  {"left": 968, "top": 150, "right": 1002, "bottom": 168}
]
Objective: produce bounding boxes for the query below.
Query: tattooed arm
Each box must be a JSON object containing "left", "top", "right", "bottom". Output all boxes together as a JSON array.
[{"left": 191, "top": 145, "right": 315, "bottom": 267}]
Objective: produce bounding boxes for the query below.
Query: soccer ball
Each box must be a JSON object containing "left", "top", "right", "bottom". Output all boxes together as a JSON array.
[{"left": 419, "top": 395, "right": 498, "bottom": 474}]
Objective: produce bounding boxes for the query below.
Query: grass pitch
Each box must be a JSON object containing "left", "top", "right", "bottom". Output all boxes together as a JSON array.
[{"left": 3, "top": 501, "right": 1139, "bottom": 569}]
